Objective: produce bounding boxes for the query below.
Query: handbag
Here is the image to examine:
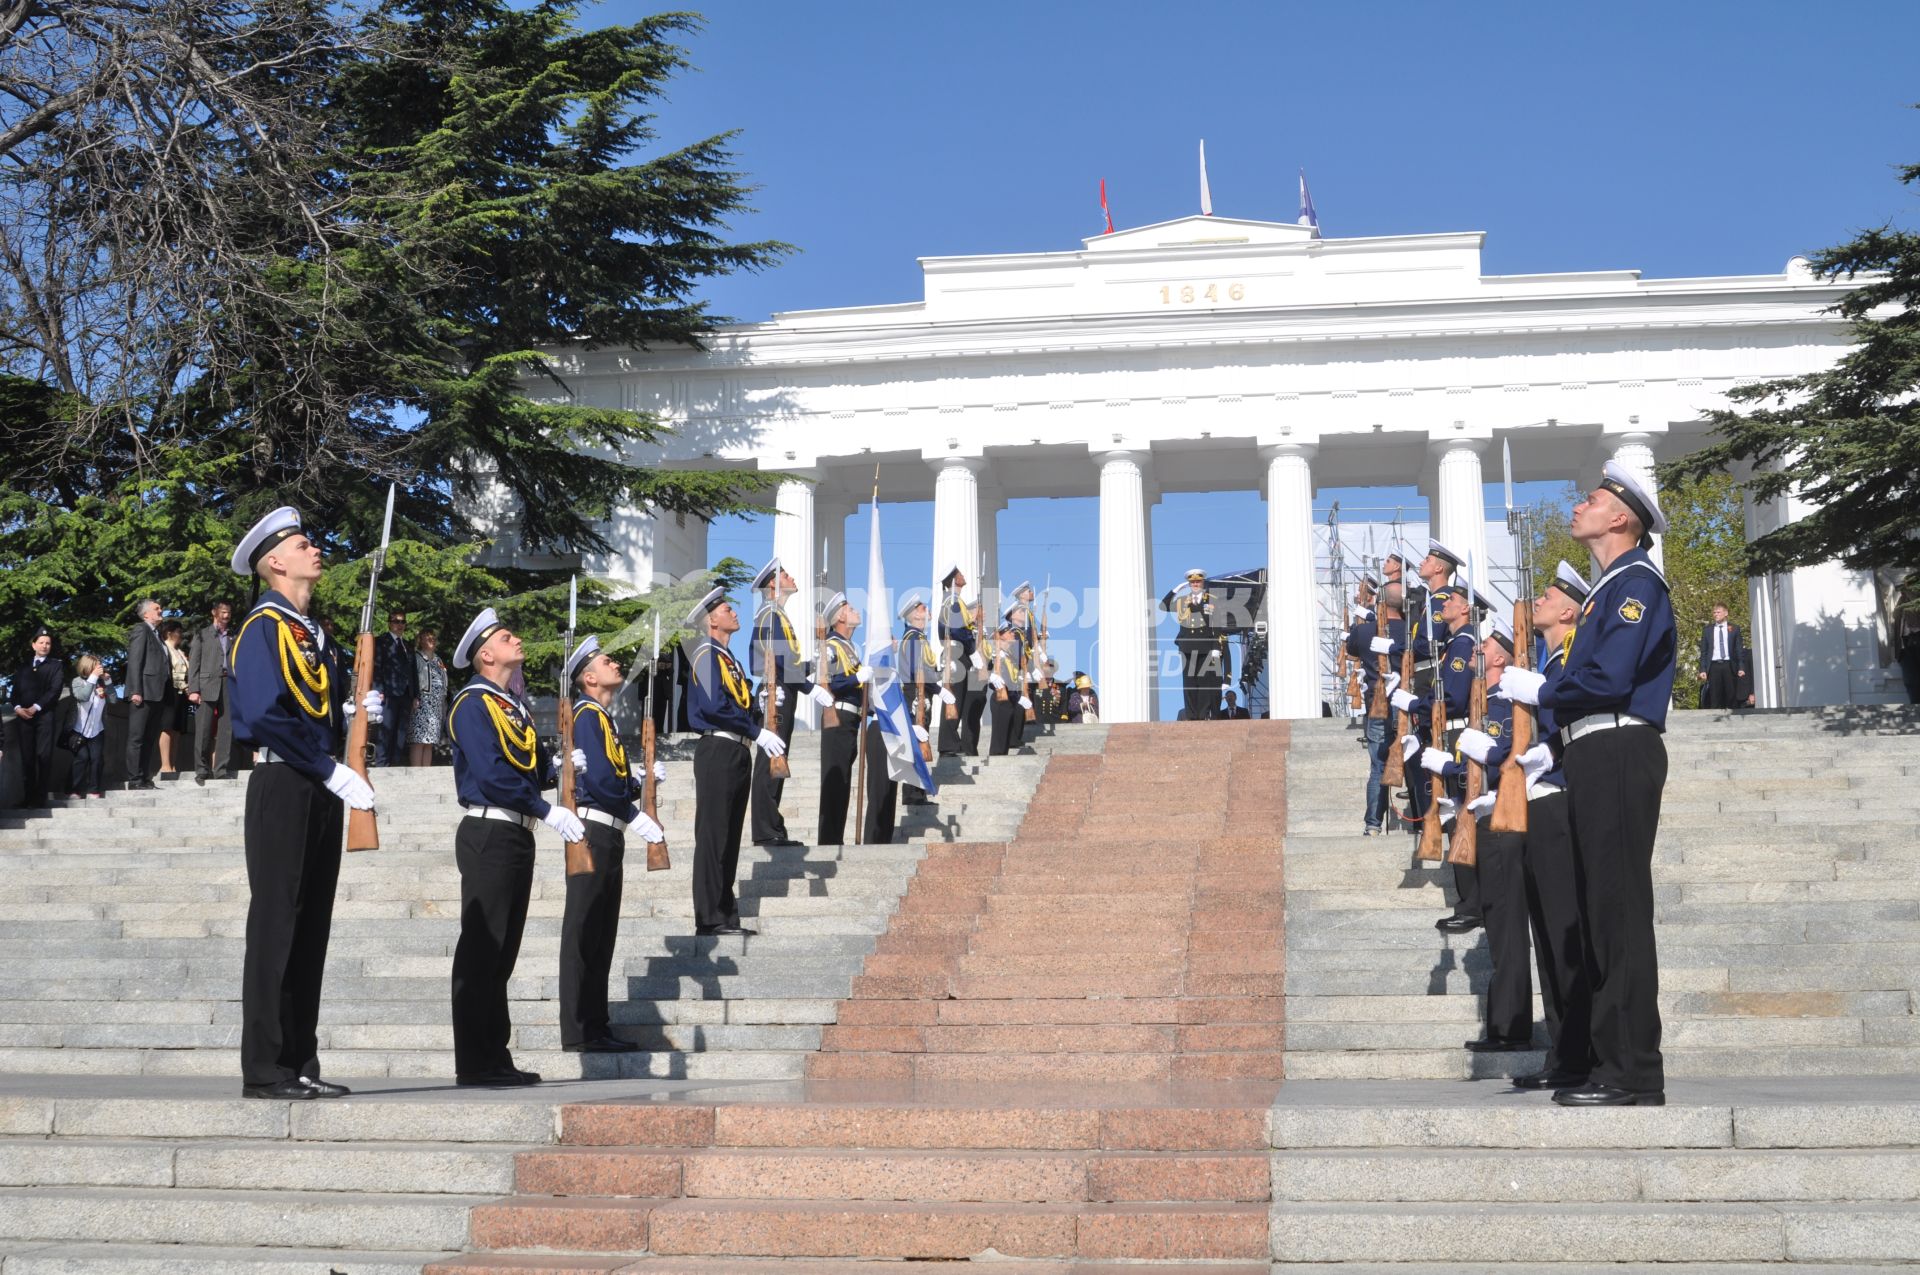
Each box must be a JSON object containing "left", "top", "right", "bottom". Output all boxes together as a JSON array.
[{"left": 61, "top": 729, "right": 84, "bottom": 753}]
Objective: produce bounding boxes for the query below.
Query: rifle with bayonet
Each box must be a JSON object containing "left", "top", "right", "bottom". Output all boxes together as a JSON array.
[
  {"left": 559, "top": 577, "right": 591, "bottom": 877},
  {"left": 345, "top": 484, "right": 395, "bottom": 852},
  {"left": 1416, "top": 545, "right": 1447, "bottom": 864},
  {"left": 1491, "top": 439, "right": 1534, "bottom": 834},
  {"left": 762, "top": 594, "right": 791, "bottom": 780},
  {"left": 642, "top": 613, "right": 669, "bottom": 872},
  {"left": 1447, "top": 554, "right": 1485, "bottom": 869}
]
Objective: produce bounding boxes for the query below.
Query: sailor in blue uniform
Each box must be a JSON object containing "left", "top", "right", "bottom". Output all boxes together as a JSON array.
[
  {"left": 815, "top": 591, "right": 873, "bottom": 846},
  {"left": 998, "top": 601, "right": 1035, "bottom": 750},
  {"left": 1391, "top": 539, "right": 1463, "bottom": 829},
  {"left": 1507, "top": 560, "right": 1596, "bottom": 1092},
  {"left": 896, "top": 592, "right": 940, "bottom": 806},
  {"left": 446, "top": 606, "right": 576, "bottom": 1087},
  {"left": 227, "top": 507, "right": 379, "bottom": 1099},
  {"left": 559, "top": 635, "right": 665, "bottom": 1054},
  {"left": 687, "top": 588, "right": 787, "bottom": 935},
  {"left": 1347, "top": 581, "right": 1417, "bottom": 834},
  {"left": 748, "top": 558, "right": 835, "bottom": 848},
  {"left": 1496, "top": 461, "right": 1675, "bottom": 1107},
  {"left": 1012, "top": 581, "right": 1043, "bottom": 732},
  {"left": 1419, "top": 579, "right": 1493, "bottom": 933},
  {"left": 936, "top": 563, "right": 987, "bottom": 756}
]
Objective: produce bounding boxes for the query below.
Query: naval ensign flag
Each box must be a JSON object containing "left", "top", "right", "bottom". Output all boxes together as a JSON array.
[{"left": 864, "top": 503, "right": 939, "bottom": 795}]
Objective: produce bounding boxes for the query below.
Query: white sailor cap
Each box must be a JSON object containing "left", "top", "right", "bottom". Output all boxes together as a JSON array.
[
  {"left": 683, "top": 587, "right": 727, "bottom": 629},
  {"left": 939, "top": 560, "right": 965, "bottom": 586},
  {"left": 1426, "top": 538, "right": 1465, "bottom": 569},
  {"left": 1551, "top": 559, "right": 1591, "bottom": 603},
  {"left": 1599, "top": 460, "right": 1668, "bottom": 540},
  {"left": 563, "top": 634, "right": 600, "bottom": 684},
  {"left": 1185, "top": 567, "right": 1206, "bottom": 581},
  {"left": 1012, "top": 580, "right": 1032, "bottom": 595},
  {"left": 453, "top": 607, "right": 507, "bottom": 669},
  {"left": 1487, "top": 614, "right": 1516, "bottom": 656},
  {"left": 821, "top": 591, "right": 849, "bottom": 625},
  {"left": 230, "top": 506, "right": 305, "bottom": 577},
  {"left": 897, "top": 590, "right": 927, "bottom": 620},
  {"left": 1361, "top": 573, "right": 1381, "bottom": 590},
  {"left": 751, "top": 557, "right": 782, "bottom": 590},
  {"left": 1002, "top": 603, "right": 1026, "bottom": 624}
]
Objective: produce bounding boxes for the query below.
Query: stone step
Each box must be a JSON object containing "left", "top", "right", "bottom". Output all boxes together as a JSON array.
[
  {"left": 0, "top": 1243, "right": 452, "bottom": 1273},
  {"left": 1283, "top": 1044, "right": 1920, "bottom": 1081},
  {"left": 0, "top": 1046, "right": 811, "bottom": 1080},
  {"left": 0, "top": 1136, "right": 521, "bottom": 1193},
  {"left": 0, "top": 1184, "right": 488, "bottom": 1250}
]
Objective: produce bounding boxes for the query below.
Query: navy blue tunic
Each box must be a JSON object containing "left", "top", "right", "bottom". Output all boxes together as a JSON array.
[
  {"left": 447, "top": 677, "right": 554, "bottom": 818},
  {"left": 572, "top": 697, "right": 640, "bottom": 824},
  {"left": 688, "top": 639, "right": 759, "bottom": 736},
  {"left": 1539, "top": 548, "right": 1676, "bottom": 730},
  {"left": 228, "top": 592, "right": 337, "bottom": 782}
]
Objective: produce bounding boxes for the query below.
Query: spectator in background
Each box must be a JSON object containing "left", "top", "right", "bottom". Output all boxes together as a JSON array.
[
  {"left": 124, "top": 600, "right": 169, "bottom": 789},
  {"left": 7, "top": 626, "right": 62, "bottom": 808},
  {"left": 408, "top": 629, "right": 448, "bottom": 766},
  {"left": 159, "top": 619, "right": 190, "bottom": 778},
  {"left": 372, "top": 610, "right": 418, "bottom": 766},
  {"left": 1220, "top": 688, "right": 1252, "bottom": 719},
  {"left": 1066, "top": 671, "right": 1100, "bottom": 724},
  {"left": 319, "top": 617, "right": 350, "bottom": 761},
  {"left": 188, "top": 602, "right": 236, "bottom": 784},
  {"left": 67, "top": 654, "right": 110, "bottom": 798},
  {"left": 1696, "top": 603, "right": 1747, "bottom": 710}
]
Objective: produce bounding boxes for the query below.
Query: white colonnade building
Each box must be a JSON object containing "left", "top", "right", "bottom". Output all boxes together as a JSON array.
[{"left": 523, "top": 215, "right": 1903, "bottom": 718}]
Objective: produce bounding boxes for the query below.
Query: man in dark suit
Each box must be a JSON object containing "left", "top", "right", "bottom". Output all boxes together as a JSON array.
[
  {"left": 124, "top": 599, "right": 169, "bottom": 788},
  {"left": 1697, "top": 604, "right": 1747, "bottom": 709},
  {"left": 188, "top": 602, "right": 236, "bottom": 783},
  {"left": 371, "top": 610, "right": 417, "bottom": 766},
  {"left": 7, "top": 627, "right": 63, "bottom": 808}
]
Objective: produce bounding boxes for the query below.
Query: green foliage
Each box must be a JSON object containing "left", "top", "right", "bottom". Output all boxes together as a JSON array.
[{"left": 1665, "top": 139, "right": 1920, "bottom": 578}]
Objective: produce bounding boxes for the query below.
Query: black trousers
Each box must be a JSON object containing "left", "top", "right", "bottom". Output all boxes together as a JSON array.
[
  {"left": 1525, "top": 790, "right": 1593, "bottom": 1076},
  {"left": 1177, "top": 635, "right": 1219, "bottom": 721},
  {"left": 7, "top": 712, "right": 55, "bottom": 806},
  {"left": 559, "top": 820, "right": 625, "bottom": 1046},
  {"left": 241, "top": 763, "right": 343, "bottom": 1086},
  {"left": 125, "top": 698, "right": 162, "bottom": 783},
  {"left": 862, "top": 720, "right": 899, "bottom": 844},
  {"left": 1702, "top": 660, "right": 1738, "bottom": 709},
  {"left": 1476, "top": 820, "right": 1533, "bottom": 1044},
  {"left": 194, "top": 693, "right": 233, "bottom": 777},
  {"left": 749, "top": 690, "right": 797, "bottom": 844},
  {"left": 988, "top": 691, "right": 1019, "bottom": 756},
  {"left": 1564, "top": 725, "right": 1667, "bottom": 1092},
  {"left": 817, "top": 716, "right": 860, "bottom": 846},
  {"left": 451, "top": 816, "right": 536, "bottom": 1075},
  {"left": 375, "top": 695, "right": 414, "bottom": 766},
  {"left": 69, "top": 733, "right": 105, "bottom": 795},
  {"left": 903, "top": 694, "right": 931, "bottom": 804},
  {"left": 694, "top": 735, "right": 751, "bottom": 930},
  {"left": 1435, "top": 727, "right": 1482, "bottom": 921}
]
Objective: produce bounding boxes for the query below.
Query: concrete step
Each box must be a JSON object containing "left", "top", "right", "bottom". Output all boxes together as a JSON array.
[
  {"left": 0, "top": 1243, "right": 453, "bottom": 1273},
  {"left": 0, "top": 1184, "right": 488, "bottom": 1250}
]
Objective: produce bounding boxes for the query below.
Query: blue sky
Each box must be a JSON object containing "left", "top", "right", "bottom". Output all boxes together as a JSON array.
[{"left": 624, "top": 0, "right": 1920, "bottom": 715}]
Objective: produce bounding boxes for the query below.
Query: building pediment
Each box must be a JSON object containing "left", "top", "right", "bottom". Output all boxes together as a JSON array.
[{"left": 1079, "top": 214, "right": 1321, "bottom": 252}]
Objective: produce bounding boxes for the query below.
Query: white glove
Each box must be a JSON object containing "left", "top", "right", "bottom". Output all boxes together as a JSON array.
[
  {"left": 755, "top": 728, "right": 786, "bottom": 757},
  {"left": 808, "top": 685, "right": 834, "bottom": 708},
  {"left": 1383, "top": 672, "right": 1401, "bottom": 696},
  {"left": 1436, "top": 796, "right": 1458, "bottom": 822},
  {"left": 1018, "top": 696, "right": 1033, "bottom": 710},
  {"left": 1369, "top": 636, "right": 1394, "bottom": 655},
  {"left": 571, "top": 747, "right": 588, "bottom": 773},
  {"left": 361, "top": 689, "right": 385, "bottom": 724},
  {"left": 542, "top": 805, "right": 585, "bottom": 842},
  {"left": 912, "top": 724, "right": 929, "bottom": 743},
  {"left": 989, "top": 673, "right": 1006, "bottom": 691},
  {"left": 1467, "top": 791, "right": 1496, "bottom": 817},
  {"left": 1493, "top": 666, "right": 1545, "bottom": 706},
  {"left": 1420, "top": 747, "right": 1451, "bottom": 775},
  {"left": 653, "top": 759, "right": 668, "bottom": 783},
  {"left": 1034, "top": 647, "right": 1048, "bottom": 664},
  {"left": 323, "top": 763, "right": 375, "bottom": 811},
  {"left": 969, "top": 651, "right": 987, "bottom": 671},
  {"left": 1400, "top": 734, "right": 1421, "bottom": 761},
  {"left": 1456, "top": 728, "right": 1496, "bottom": 765},
  {"left": 938, "top": 686, "right": 956, "bottom": 706},
  {"left": 1355, "top": 607, "right": 1375, "bottom": 622},
  {"left": 1340, "top": 630, "right": 1351, "bottom": 645},
  {"left": 1390, "top": 689, "right": 1417, "bottom": 713},
  {"left": 855, "top": 665, "right": 872, "bottom": 685},
  {"left": 1518, "top": 743, "right": 1554, "bottom": 781},
  {"left": 775, "top": 686, "right": 786, "bottom": 706},
  {"left": 630, "top": 812, "right": 665, "bottom": 844}
]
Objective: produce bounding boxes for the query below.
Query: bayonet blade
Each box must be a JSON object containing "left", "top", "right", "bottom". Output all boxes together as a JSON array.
[{"left": 1501, "top": 440, "right": 1514, "bottom": 515}]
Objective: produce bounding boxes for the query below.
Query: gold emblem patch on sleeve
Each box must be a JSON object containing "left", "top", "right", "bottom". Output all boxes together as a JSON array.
[
  {"left": 1618, "top": 598, "right": 1646, "bottom": 624},
  {"left": 1488, "top": 721, "right": 1503, "bottom": 736},
  {"left": 1450, "top": 657, "right": 1466, "bottom": 672}
]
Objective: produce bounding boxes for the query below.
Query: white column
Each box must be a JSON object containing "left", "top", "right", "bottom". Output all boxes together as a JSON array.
[
  {"left": 1606, "top": 431, "right": 1664, "bottom": 569},
  {"left": 928, "top": 457, "right": 983, "bottom": 599},
  {"left": 1740, "top": 487, "right": 1780, "bottom": 708},
  {"left": 1432, "top": 436, "right": 1491, "bottom": 586},
  {"left": 771, "top": 475, "right": 818, "bottom": 728},
  {"left": 1096, "top": 450, "right": 1152, "bottom": 723},
  {"left": 1263, "top": 443, "right": 1321, "bottom": 719},
  {"left": 818, "top": 501, "right": 849, "bottom": 591},
  {"left": 979, "top": 497, "right": 1004, "bottom": 617}
]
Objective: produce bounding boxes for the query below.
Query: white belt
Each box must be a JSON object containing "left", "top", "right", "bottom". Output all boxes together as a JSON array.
[
  {"left": 701, "top": 729, "right": 750, "bottom": 747},
  {"left": 1445, "top": 717, "right": 1469, "bottom": 730},
  {"left": 579, "top": 807, "right": 629, "bottom": 832},
  {"left": 259, "top": 749, "right": 289, "bottom": 766},
  {"left": 464, "top": 806, "right": 538, "bottom": 830},
  {"left": 1558, "top": 712, "right": 1651, "bottom": 748},
  {"left": 832, "top": 700, "right": 862, "bottom": 715}
]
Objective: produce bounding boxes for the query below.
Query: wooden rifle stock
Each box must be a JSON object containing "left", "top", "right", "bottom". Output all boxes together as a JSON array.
[
  {"left": 763, "top": 624, "right": 790, "bottom": 778},
  {"left": 1367, "top": 649, "right": 1390, "bottom": 720},
  {"left": 1490, "top": 597, "right": 1534, "bottom": 834},
  {"left": 642, "top": 716, "right": 669, "bottom": 871},
  {"left": 817, "top": 619, "right": 839, "bottom": 729},
  {"left": 344, "top": 631, "right": 378, "bottom": 851},
  {"left": 1447, "top": 653, "right": 1486, "bottom": 868},
  {"left": 559, "top": 693, "right": 592, "bottom": 877},
  {"left": 1383, "top": 638, "right": 1410, "bottom": 788},
  {"left": 941, "top": 598, "right": 960, "bottom": 720},
  {"left": 1416, "top": 681, "right": 1446, "bottom": 862}
]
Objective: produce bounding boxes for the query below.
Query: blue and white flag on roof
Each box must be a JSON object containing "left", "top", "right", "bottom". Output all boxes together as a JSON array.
[{"left": 864, "top": 501, "right": 938, "bottom": 795}]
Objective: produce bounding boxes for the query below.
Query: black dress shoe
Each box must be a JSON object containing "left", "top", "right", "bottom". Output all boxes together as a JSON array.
[
  {"left": 456, "top": 1068, "right": 541, "bottom": 1087},
  {"left": 754, "top": 838, "right": 805, "bottom": 849},
  {"left": 299, "top": 1076, "right": 351, "bottom": 1097},
  {"left": 242, "top": 1079, "right": 317, "bottom": 1100},
  {"left": 126, "top": 780, "right": 156, "bottom": 791},
  {"left": 1513, "top": 1069, "right": 1590, "bottom": 1091},
  {"left": 1553, "top": 1083, "right": 1664, "bottom": 1107},
  {"left": 1435, "top": 914, "right": 1483, "bottom": 934},
  {"left": 194, "top": 772, "right": 207, "bottom": 787},
  {"left": 1465, "top": 1038, "right": 1536, "bottom": 1053},
  {"left": 564, "top": 1037, "right": 642, "bottom": 1054}
]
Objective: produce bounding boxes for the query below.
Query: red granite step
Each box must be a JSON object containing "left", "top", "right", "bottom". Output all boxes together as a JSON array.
[{"left": 433, "top": 1259, "right": 1269, "bottom": 1275}]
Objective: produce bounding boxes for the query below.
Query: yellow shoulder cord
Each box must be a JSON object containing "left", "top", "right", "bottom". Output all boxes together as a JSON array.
[
  {"left": 235, "top": 610, "right": 330, "bottom": 720},
  {"left": 829, "top": 636, "right": 856, "bottom": 676},
  {"left": 715, "top": 647, "right": 752, "bottom": 708},
  {"left": 482, "top": 692, "right": 538, "bottom": 772},
  {"left": 957, "top": 595, "right": 973, "bottom": 638},
  {"left": 919, "top": 630, "right": 941, "bottom": 669},
  {"left": 576, "top": 702, "right": 628, "bottom": 778}
]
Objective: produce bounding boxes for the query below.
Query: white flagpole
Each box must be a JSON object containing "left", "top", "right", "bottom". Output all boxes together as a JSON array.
[{"left": 1199, "top": 140, "right": 1213, "bottom": 216}]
